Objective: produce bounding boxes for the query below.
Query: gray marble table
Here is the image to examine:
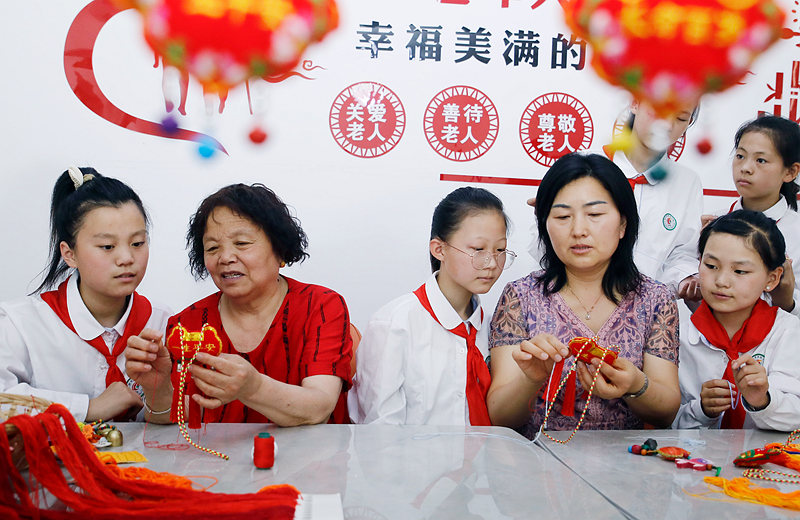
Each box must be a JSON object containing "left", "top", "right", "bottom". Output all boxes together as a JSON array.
[
  {"left": 110, "top": 423, "right": 622, "bottom": 519},
  {"left": 542, "top": 428, "right": 800, "bottom": 519}
]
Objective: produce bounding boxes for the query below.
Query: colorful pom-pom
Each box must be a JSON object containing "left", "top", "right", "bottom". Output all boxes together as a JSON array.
[
  {"left": 249, "top": 126, "right": 268, "bottom": 144},
  {"left": 197, "top": 138, "right": 216, "bottom": 159},
  {"left": 609, "top": 128, "right": 634, "bottom": 153},
  {"left": 696, "top": 138, "right": 713, "bottom": 155},
  {"left": 160, "top": 115, "right": 179, "bottom": 135},
  {"left": 650, "top": 165, "right": 668, "bottom": 181}
]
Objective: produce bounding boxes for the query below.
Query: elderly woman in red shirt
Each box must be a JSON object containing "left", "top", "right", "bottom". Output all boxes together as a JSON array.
[{"left": 125, "top": 184, "right": 352, "bottom": 425}]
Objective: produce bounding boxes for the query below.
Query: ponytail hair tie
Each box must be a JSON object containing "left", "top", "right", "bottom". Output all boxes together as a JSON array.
[{"left": 67, "top": 166, "right": 95, "bottom": 189}]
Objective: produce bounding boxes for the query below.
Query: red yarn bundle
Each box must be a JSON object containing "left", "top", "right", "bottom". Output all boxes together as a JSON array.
[{"left": 0, "top": 404, "right": 299, "bottom": 519}]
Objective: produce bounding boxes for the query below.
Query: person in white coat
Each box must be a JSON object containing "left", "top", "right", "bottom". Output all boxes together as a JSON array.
[
  {"left": 673, "top": 210, "right": 800, "bottom": 431},
  {"left": 0, "top": 168, "right": 170, "bottom": 422}
]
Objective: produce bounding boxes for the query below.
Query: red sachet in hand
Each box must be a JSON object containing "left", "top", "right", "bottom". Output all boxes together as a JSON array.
[
  {"left": 166, "top": 324, "right": 223, "bottom": 428},
  {"left": 568, "top": 337, "right": 619, "bottom": 365}
]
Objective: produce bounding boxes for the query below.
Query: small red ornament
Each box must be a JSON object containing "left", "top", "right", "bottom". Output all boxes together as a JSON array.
[
  {"left": 166, "top": 323, "right": 223, "bottom": 431},
  {"left": 249, "top": 127, "right": 268, "bottom": 144},
  {"left": 696, "top": 138, "right": 713, "bottom": 155},
  {"left": 562, "top": 0, "right": 786, "bottom": 117},
  {"left": 569, "top": 336, "right": 619, "bottom": 365},
  {"left": 166, "top": 323, "right": 223, "bottom": 359},
  {"left": 658, "top": 446, "right": 691, "bottom": 461}
]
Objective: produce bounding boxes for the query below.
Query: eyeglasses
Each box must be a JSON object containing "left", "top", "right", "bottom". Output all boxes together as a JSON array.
[{"left": 445, "top": 244, "right": 517, "bottom": 270}]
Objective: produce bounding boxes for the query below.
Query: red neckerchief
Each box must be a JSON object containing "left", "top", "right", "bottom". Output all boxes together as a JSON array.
[
  {"left": 41, "top": 278, "right": 152, "bottom": 387},
  {"left": 413, "top": 284, "right": 492, "bottom": 426},
  {"left": 690, "top": 299, "right": 777, "bottom": 428},
  {"left": 601, "top": 146, "right": 649, "bottom": 191},
  {"left": 628, "top": 174, "right": 649, "bottom": 191}
]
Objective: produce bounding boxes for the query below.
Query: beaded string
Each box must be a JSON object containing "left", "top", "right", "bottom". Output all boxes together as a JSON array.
[
  {"left": 741, "top": 468, "right": 800, "bottom": 485},
  {"left": 175, "top": 340, "right": 229, "bottom": 460},
  {"left": 539, "top": 339, "right": 614, "bottom": 444}
]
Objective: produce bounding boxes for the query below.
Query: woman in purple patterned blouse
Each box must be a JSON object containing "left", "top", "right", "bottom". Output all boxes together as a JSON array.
[{"left": 487, "top": 153, "right": 680, "bottom": 437}]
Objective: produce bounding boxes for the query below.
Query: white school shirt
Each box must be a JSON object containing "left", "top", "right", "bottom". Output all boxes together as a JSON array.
[
  {"left": 613, "top": 152, "right": 703, "bottom": 293},
  {"left": 672, "top": 309, "right": 800, "bottom": 431},
  {"left": 0, "top": 275, "right": 171, "bottom": 421},
  {"left": 348, "top": 272, "right": 484, "bottom": 425},
  {"left": 729, "top": 197, "right": 800, "bottom": 318},
  {"left": 527, "top": 152, "right": 703, "bottom": 294}
]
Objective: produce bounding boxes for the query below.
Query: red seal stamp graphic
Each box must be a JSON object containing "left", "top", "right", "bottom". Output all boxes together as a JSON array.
[
  {"left": 330, "top": 82, "right": 405, "bottom": 158},
  {"left": 423, "top": 86, "right": 499, "bottom": 162},
  {"left": 520, "top": 93, "right": 593, "bottom": 167}
]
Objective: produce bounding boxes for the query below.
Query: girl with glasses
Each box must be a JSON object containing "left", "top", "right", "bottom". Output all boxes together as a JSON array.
[{"left": 349, "top": 187, "right": 514, "bottom": 425}]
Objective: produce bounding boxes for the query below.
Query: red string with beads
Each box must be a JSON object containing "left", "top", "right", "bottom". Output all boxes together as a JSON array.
[{"left": 539, "top": 337, "right": 617, "bottom": 444}]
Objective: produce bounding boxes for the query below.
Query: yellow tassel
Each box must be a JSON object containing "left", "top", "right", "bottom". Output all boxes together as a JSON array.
[{"left": 704, "top": 476, "right": 800, "bottom": 511}]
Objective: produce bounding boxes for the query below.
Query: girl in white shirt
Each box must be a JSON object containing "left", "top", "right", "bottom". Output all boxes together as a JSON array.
[
  {"left": 725, "top": 115, "right": 800, "bottom": 316},
  {"left": 349, "top": 187, "right": 514, "bottom": 425},
  {"left": 0, "top": 167, "right": 170, "bottom": 422},
  {"left": 674, "top": 210, "right": 800, "bottom": 431}
]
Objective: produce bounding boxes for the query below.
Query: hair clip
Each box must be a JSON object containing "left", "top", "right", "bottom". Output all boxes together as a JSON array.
[{"left": 66, "top": 166, "right": 95, "bottom": 189}]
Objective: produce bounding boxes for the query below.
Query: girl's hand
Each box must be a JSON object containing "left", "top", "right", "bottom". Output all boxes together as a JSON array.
[
  {"left": 189, "top": 352, "right": 263, "bottom": 409},
  {"left": 677, "top": 274, "right": 702, "bottom": 302},
  {"left": 575, "top": 356, "right": 642, "bottom": 400},
  {"left": 701, "top": 214, "right": 717, "bottom": 228},
  {"left": 511, "top": 334, "right": 570, "bottom": 385},
  {"left": 124, "top": 329, "right": 172, "bottom": 392},
  {"left": 732, "top": 355, "right": 770, "bottom": 410},
  {"left": 699, "top": 379, "right": 732, "bottom": 418},
  {"left": 87, "top": 381, "right": 143, "bottom": 422},
  {"left": 769, "top": 257, "right": 795, "bottom": 312}
]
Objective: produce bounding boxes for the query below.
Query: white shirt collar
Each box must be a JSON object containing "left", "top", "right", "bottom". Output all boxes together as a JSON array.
[
  {"left": 425, "top": 272, "right": 483, "bottom": 331},
  {"left": 618, "top": 151, "right": 669, "bottom": 185},
  {"left": 66, "top": 274, "right": 132, "bottom": 340},
  {"left": 731, "top": 197, "right": 788, "bottom": 221},
  {"left": 762, "top": 197, "right": 789, "bottom": 221}
]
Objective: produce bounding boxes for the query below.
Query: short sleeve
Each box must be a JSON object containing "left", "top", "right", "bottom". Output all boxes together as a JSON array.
[
  {"left": 348, "top": 312, "right": 408, "bottom": 424},
  {"left": 642, "top": 285, "right": 679, "bottom": 365},
  {"left": 489, "top": 282, "right": 529, "bottom": 349},
  {"left": 301, "top": 289, "right": 353, "bottom": 389}
]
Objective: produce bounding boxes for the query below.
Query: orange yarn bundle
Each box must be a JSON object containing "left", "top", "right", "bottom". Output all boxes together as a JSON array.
[
  {"left": 0, "top": 403, "right": 299, "bottom": 519},
  {"left": 106, "top": 464, "right": 196, "bottom": 490},
  {"left": 704, "top": 476, "right": 800, "bottom": 511}
]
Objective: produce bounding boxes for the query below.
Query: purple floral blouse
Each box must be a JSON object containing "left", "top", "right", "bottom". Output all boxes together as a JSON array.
[{"left": 489, "top": 272, "right": 679, "bottom": 438}]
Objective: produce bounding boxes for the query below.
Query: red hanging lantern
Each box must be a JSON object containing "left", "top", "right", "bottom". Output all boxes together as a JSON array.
[
  {"left": 563, "top": 0, "right": 786, "bottom": 116},
  {"left": 118, "top": 0, "right": 338, "bottom": 98}
]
